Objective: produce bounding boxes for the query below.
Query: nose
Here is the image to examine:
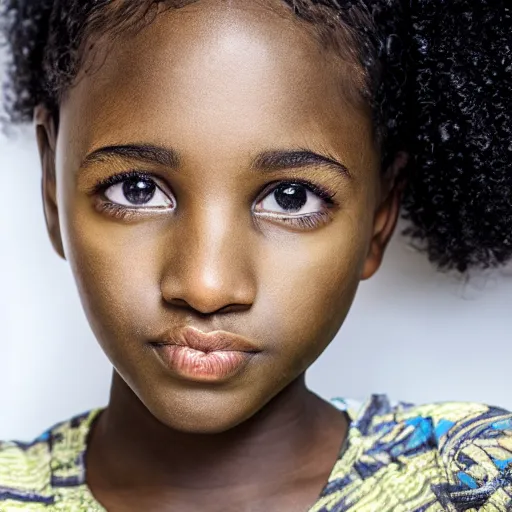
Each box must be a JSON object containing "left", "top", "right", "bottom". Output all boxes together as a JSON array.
[{"left": 160, "top": 206, "right": 257, "bottom": 315}]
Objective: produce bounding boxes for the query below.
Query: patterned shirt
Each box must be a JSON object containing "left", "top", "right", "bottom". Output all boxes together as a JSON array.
[{"left": 1, "top": 395, "right": 512, "bottom": 511}]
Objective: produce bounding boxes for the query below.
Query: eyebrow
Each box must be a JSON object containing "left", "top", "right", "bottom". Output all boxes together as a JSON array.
[
  {"left": 80, "top": 144, "right": 350, "bottom": 178},
  {"left": 80, "top": 144, "right": 180, "bottom": 170},
  {"left": 251, "top": 149, "right": 351, "bottom": 178}
]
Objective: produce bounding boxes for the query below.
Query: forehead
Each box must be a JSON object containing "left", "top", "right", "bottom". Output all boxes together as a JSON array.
[{"left": 59, "top": 0, "right": 374, "bottom": 168}]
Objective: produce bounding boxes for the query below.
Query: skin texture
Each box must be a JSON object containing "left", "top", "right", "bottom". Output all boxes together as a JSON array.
[{"left": 35, "top": 1, "right": 404, "bottom": 510}]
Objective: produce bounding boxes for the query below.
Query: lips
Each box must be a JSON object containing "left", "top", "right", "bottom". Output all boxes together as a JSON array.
[
  {"left": 150, "top": 326, "right": 260, "bottom": 382},
  {"left": 159, "top": 325, "right": 259, "bottom": 353}
]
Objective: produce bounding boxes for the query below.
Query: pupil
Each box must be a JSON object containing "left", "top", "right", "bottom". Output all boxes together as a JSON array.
[
  {"left": 274, "top": 184, "right": 307, "bottom": 212},
  {"left": 123, "top": 178, "right": 156, "bottom": 205}
]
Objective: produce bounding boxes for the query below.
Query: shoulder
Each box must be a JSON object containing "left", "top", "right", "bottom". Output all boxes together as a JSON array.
[
  {"left": 0, "top": 430, "right": 54, "bottom": 507},
  {"left": 0, "top": 410, "right": 102, "bottom": 508},
  {"left": 354, "top": 395, "right": 512, "bottom": 510}
]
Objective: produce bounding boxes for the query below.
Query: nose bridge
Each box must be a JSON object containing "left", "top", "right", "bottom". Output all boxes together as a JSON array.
[
  {"left": 190, "top": 204, "right": 245, "bottom": 285},
  {"left": 161, "top": 202, "right": 256, "bottom": 313}
]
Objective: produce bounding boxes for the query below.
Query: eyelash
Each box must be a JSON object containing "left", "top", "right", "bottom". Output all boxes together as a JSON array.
[
  {"left": 266, "top": 211, "right": 333, "bottom": 230},
  {"left": 91, "top": 170, "right": 154, "bottom": 195},
  {"left": 253, "top": 179, "right": 336, "bottom": 230},
  {"left": 256, "top": 179, "right": 336, "bottom": 205},
  {"left": 92, "top": 171, "right": 338, "bottom": 227},
  {"left": 91, "top": 170, "right": 166, "bottom": 221}
]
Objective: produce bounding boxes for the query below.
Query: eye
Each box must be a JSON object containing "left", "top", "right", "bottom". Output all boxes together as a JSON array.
[
  {"left": 104, "top": 175, "right": 173, "bottom": 208},
  {"left": 254, "top": 182, "right": 333, "bottom": 216}
]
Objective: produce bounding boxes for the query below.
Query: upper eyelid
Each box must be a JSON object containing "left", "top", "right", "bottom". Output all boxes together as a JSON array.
[
  {"left": 90, "top": 171, "right": 166, "bottom": 195},
  {"left": 257, "top": 180, "right": 336, "bottom": 203},
  {"left": 97, "top": 170, "right": 153, "bottom": 187}
]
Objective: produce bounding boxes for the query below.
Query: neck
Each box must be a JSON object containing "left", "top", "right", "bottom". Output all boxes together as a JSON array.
[{"left": 87, "top": 372, "right": 347, "bottom": 493}]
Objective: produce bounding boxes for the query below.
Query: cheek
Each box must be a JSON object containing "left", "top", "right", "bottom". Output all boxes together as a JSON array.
[
  {"left": 61, "top": 202, "right": 164, "bottom": 348},
  {"left": 255, "top": 211, "right": 371, "bottom": 374}
]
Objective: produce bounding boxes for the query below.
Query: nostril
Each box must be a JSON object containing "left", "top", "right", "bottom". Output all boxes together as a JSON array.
[
  {"left": 164, "top": 297, "right": 190, "bottom": 309},
  {"left": 217, "top": 303, "right": 252, "bottom": 314},
  {"left": 162, "top": 297, "right": 251, "bottom": 316}
]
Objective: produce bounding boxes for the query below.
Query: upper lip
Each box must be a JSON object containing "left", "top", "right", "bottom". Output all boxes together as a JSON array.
[{"left": 152, "top": 326, "right": 260, "bottom": 353}]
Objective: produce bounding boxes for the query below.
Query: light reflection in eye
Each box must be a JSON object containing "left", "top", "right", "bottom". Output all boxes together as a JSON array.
[
  {"left": 255, "top": 182, "right": 329, "bottom": 216},
  {"left": 103, "top": 174, "right": 173, "bottom": 209}
]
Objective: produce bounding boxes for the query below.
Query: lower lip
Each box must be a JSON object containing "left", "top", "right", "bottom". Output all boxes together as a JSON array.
[{"left": 152, "top": 345, "right": 253, "bottom": 382}]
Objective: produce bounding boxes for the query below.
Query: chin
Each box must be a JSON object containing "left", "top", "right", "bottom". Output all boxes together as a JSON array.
[{"left": 140, "top": 387, "right": 263, "bottom": 435}]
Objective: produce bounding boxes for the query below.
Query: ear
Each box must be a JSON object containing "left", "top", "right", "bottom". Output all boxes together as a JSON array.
[
  {"left": 34, "top": 105, "right": 66, "bottom": 260},
  {"left": 361, "top": 152, "right": 408, "bottom": 280}
]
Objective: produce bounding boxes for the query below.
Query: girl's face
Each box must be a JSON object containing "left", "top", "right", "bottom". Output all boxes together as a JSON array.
[{"left": 39, "top": 0, "right": 400, "bottom": 433}]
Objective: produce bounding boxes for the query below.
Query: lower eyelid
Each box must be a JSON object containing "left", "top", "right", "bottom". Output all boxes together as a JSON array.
[
  {"left": 95, "top": 202, "right": 134, "bottom": 221},
  {"left": 93, "top": 200, "right": 174, "bottom": 220},
  {"left": 254, "top": 210, "right": 333, "bottom": 228}
]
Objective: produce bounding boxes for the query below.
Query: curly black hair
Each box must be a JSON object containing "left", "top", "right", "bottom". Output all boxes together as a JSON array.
[{"left": 1, "top": 0, "right": 511, "bottom": 272}]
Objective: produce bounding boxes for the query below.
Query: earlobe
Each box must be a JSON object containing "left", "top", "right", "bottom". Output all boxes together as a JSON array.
[
  {"left": 34, "top": 106, "right": 66, "bottom": 260},
  {"left": 361, "top": 152, "right": 408, "bottom": 280}
]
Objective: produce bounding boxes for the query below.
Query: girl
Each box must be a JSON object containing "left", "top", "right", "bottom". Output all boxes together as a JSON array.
[{"left": 1, "top": 0, "right": 511, "bottom": 510}]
